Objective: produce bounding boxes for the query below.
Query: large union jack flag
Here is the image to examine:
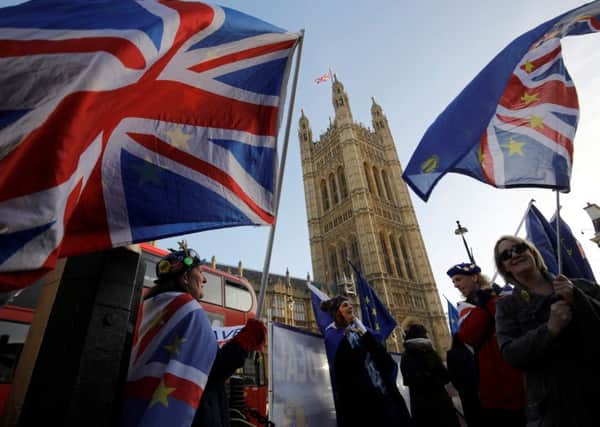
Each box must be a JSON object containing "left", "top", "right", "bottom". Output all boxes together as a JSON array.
[
  {"left": 122, "top": 292, "right": 217, "bottom": 426},
  {"left": 402, "top": 1, "right": 600, "bottom": 201},
  {"left": 0, "top": 0, "right": 300, "bottom": 290}
]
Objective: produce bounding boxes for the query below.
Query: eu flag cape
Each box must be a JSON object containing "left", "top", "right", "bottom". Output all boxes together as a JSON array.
[{"left": 403, "top": 1, "right": 600, "bottom": 201}]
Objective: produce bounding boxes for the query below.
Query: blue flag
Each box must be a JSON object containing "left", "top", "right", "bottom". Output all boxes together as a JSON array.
[
  {"left": 350, "top": 263, "right": 397, "bottom": 342},
  {"left": 402, "top": 2, "right": 600, "bottom": 201},
  {"left": 526, "top": 204, "right": 596, "bottom": 281},
  {"left": 445, "top": 297, "right": 460, "bottom": 335},
  {"left": 550, "top": 213, "right": 596, "bottom": 282}
]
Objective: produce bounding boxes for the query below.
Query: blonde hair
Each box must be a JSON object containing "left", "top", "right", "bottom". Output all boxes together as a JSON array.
[{"left": 493, "top": 235, "right": 548, "bottom": 285}]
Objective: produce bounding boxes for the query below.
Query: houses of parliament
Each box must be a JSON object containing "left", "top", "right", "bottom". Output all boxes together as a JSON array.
[{"left": 215, "top": 75, "right": 450, "bottom": 352}]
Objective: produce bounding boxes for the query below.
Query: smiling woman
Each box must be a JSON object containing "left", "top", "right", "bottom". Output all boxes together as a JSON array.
[{"left": 494, "top": 235, "right": 600, "bottom": 427}]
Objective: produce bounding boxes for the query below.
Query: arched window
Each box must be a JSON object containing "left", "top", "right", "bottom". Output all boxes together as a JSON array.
[
  {"left": 320, "top": 179, "right": 330, "bottom": 211},
  {"left": 381, "top": 169, "right": 394, "bottom": 203},
  {"left": 389, "top": 236, "right": 402, "bottom": 278},
  {"left": 379, "top": 232, "right": 392, "bottom": 274},
  {"left": 337, "top": 166, "right": 348, "bottom": 199},
  {"left": 372, "top": 167, "right": 383, "bottom": 198},
  {"left": 350, "top": 236, "right": 361, "bottom": 272},
  {"left": 329, "top": 173, "right": 339, "bottom": 205},
  {"left": 363, "top": 162, "right": 373, "bottom": 193},
  {"left": 340, "top": 243, "right": 350, "bottom": 277},
  {"left": 329, "top": 248, "right": 339, "bottom": 283},
  {"left": 400, "top": 238, "right": 415, "bottom": 280}
]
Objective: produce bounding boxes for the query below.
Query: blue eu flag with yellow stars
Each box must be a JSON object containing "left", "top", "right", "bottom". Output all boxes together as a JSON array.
[
  {"left": 446, "top": 297, "right": 460, "bottom": 335},
  {"left": 350, "top": 262, "right": 397, "bottom": 342}
]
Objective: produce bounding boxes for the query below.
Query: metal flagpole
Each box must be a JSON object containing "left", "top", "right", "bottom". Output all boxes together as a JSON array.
[
  {"left": 256, "top": 30, "right": 305, "bottom": 317},
  {"left": 555, "top": 190, "right": 562, "bottom": 275},
  {"left": 491, "top": 198, "right": 535, "bottom": 283},
  {"left": 267, "top": 309, "right": 274, "bottom": 420}
]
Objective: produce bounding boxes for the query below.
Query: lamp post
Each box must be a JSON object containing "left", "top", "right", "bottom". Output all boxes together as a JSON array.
[
  {"left": 454, "top": 220, "right": 476, "bottom": 264},
  {"left": 583, "top": 203, "right": 600, "bottom": 248}
]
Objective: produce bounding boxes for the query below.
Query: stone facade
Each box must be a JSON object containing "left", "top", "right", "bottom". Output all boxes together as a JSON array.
[{"left": 296, "top": 75, "right": 450, "bottom": 352}]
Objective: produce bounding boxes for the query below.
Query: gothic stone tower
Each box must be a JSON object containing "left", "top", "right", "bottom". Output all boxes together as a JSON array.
[{"left": 298, "top": 75, "right": 450, "bottom": 352}]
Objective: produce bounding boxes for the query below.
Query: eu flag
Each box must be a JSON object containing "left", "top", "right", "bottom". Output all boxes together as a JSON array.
[
  {"left": 402, "top": 1, "right": 600, "bottom": 201},
  {"left": 446, "top": 297, "right": 460, "bottom": 335},
  {"left": 526, "top": 204, "right": 596, "bottom": 281},
  {"left": 350, "top": 262, "right": 397, "bottom": 342}
]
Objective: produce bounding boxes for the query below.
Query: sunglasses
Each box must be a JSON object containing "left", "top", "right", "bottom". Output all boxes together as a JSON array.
[{"left": 498, "top": 242, "right": 529, "bottom": 262}]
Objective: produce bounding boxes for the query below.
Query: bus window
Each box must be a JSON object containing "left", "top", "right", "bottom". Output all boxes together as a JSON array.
[
  {"left": 201, "top": 272, "right": 222, "bottom": 306},
  {"left": 143, "top": 257, "right": 158, "bottom": 288},
  {"left": 225, "top": 281, "right": 252, "bottom": 312},
  {"left": 0, "top": 321, "right": 29, "bottom": 383}
]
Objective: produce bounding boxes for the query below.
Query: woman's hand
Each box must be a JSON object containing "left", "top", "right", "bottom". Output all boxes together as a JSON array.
[
  {"left": 553, "top": 274, "right": 575, "bottom": 306},
  {"left": 547, "top": 300, "right": 572, "bottom": 336}
]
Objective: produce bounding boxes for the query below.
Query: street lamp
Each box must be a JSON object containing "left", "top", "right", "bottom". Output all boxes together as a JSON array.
[
  {"left": 583, "top": 203, "right": 600, "bottom": 247},
  {"left": 454, "top": 220, "right": 476, "bottom": 264}
]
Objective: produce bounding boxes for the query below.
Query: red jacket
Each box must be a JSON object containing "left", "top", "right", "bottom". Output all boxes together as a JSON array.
[{"left": 457, "top": 293, "right": 526, "bottom": 410}]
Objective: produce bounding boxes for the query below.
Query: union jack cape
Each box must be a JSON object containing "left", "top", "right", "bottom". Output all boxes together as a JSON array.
[
  {"left": 122, "top": 292, "right": 217, "bottom": 426},
  {"left": 403, "top": 1, "right": 600, "bottom": 201},
  {"left": 0, "top": 0, "right": 300, "bottom": 290}
]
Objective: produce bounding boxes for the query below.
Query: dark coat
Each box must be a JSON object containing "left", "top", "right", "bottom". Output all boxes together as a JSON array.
[
  {"left": 330, "top": 330, "right": 412, "bottom": 427},
  {"left": 496, "top": 278, "right": 600, "bottom": 427},
  {"left": 400, "top": 338, "right": 460, "bottom": 427},
  {"left": 446, "top": 335, "right": 482, "bottom": 427},
  {"left": 193, "top": 341, "right": 248, "bottom": 427}
]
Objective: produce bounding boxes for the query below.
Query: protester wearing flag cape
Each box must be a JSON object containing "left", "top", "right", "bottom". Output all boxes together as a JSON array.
[
  {"left": 318, "top": 294, "right": 412, "bottom": 427},
  {"left": 494, "top": 235, "right": 600, "bottom": 427},
  {"left": 121, "top": 242, "right": 265, "bottom": 427},
  {"left": 447, "top": 263, "right": 525, "bottom": 427}
]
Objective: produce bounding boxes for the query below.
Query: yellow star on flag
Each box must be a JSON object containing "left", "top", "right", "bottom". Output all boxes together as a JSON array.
[
  {"left": 523, "top": 60, "right": 535, "bottom": 73},
  {"left": 166, "top": 126, "right": 192, "bottom": 151},
  {"left": 478, "top": 146, "right": 485, "bottom": 165},
  {"left": 529, "top": 115, "right": 544, "bottom": 129},
  {"left": 371, "top": 307, "right": 377, "bottom": 316},
  {"left": 521, "top": 92, "right": 539, "bottom": 105},
  {"left": 149, "top": 312, "right": 165, "bottom": 330},
  {"left": 150, "top": 379, "right": 176, "bottom": 408},
  {"left": 502, "top": 139, "right": 525, "bottom": 156},
  {"left": 164, "top": 335, "right": 188, "bottom": 355},
  {"left": 133, "top": 155, "right": 162, "bottom": 186}
]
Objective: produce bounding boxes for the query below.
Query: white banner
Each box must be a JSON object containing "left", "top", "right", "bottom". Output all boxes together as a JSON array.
[{"left": 211, "top": 324, "right": 244, "bottom": 347}]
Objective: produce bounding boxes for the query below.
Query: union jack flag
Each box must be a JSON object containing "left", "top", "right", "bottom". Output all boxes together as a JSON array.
[
  {"left": 0, "top": 0, "right": 300, "bottom": 290},
  {"left": 122, "top": 292, "right": 217, "bottom": 426},
  {"left": 403, "top": 1, "right": 600, "bottom": 201},
  {"left": 314, "top": 70, "right": 331, "bottom": 84}
]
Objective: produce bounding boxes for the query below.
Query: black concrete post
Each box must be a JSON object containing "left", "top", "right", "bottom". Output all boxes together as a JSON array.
[{"left": 18, "top": 247, "right": 144, "bottom": 427}]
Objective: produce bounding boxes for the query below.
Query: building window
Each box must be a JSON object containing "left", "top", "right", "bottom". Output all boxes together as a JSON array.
[
  {"left": 400, "top": 238, "right": 416, "bottom": 281},
  {"left": 330, "top": 249, "right": 339, "bottom": 282},
  {"left": 389, "top": 236, "right": 402, "bottom": 278},
  {"left": 329, "top": 173, "right": 339, "bottom": 205},
  {"left": 337, "top": 166, "right": 348, "bottom": 199},
  {"left": 272, "top": 294, "right": 285, "bottom": 319},
  {"left": 340, "top": 244, "right": 350, "bottom": 277},
  {"left": 363, "top": 162, "right": 373, "bottom": 193},
  {"left": 380, "top": 232, "right": 392, "bottom": 274},
  {"left": 320, "top": 179, "right": 330, "bottom": 211},
  {"left": 381, "top": 170, "right": 394, "bottom": 203},
  {"left": 373, "top": 167, "right": 383, "bottom": 198},
  {"left": 293, "top": 301, "right": 306, "bottom": 322},
  {"left": 350, "top": 237, "right": 361, "bottom": 272}
]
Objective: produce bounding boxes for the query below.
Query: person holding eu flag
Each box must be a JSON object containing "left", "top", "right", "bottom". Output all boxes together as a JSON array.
[{"left": 320, "top": 295, "right": 412, "bottom": 427}]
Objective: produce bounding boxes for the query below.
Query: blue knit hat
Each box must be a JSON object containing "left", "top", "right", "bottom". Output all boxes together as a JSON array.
[
  {"left": 155, "top": 240, "right": 202, "bottom": 281},
  {"left": 446, "top": 262, "right": 481, "bottom": 277}
]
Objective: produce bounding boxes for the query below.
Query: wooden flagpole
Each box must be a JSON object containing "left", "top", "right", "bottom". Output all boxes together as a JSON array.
[{"left": 256, "top": 30, "right": 305, "bottom": 317}]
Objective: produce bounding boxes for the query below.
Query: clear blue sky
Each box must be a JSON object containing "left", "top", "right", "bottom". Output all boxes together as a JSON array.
[{"left": 3, "top": 0, "right": 599, "bottom": 306}]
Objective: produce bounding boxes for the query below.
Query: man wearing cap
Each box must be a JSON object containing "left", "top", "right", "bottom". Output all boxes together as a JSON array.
[{"left": 447, "top": 263, "right": 526, "bottom": 427}]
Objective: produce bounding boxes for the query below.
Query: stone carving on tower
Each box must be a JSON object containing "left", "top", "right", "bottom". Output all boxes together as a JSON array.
[{"left": 298, "top": 74, "right": 450, "bottom": 352}]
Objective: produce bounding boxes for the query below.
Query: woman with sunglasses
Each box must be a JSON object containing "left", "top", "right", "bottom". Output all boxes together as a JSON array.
[{"left": 494, "top": 236, "right": 600, "bottom": 427}]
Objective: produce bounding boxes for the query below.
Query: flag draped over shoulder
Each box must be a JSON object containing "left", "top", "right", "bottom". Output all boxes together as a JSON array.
[
  {"left": 526, "top": 204, "right": 596, "bottom": 281},
  {"left": 445, "top": 297, "right": 460, "bottom": 335},
  {"left": 403, "top": 1, "right": 600, "bottom": 201},
  {"left": 350, "top": 263, "right": 397, "bottom": 342},
  {"left": 122, "top": 292, "right": 217, "bottom": 427},
  {"left": 0, "top": 0, "right": 300, "bottom": 290}
]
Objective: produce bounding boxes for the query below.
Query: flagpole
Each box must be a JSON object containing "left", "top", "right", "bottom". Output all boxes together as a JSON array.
[
  {"left": 256, "top": 30, "right": 305, "bottom": 317},
  {"left": 491, "top": 198, "right": 535, "bottom": 283},
  {"left": 555, "top": 190, "right": 562, "bottom": 275}
]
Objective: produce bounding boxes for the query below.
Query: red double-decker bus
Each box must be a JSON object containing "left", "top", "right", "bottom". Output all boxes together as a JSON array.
[{"left": 0, "top": 243, "right": 268, "bottom": 423}]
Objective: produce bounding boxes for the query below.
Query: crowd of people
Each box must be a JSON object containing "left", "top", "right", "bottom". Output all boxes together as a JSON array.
[{"left": 120, "top": 236, "right": 600, "bottom": 427}]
